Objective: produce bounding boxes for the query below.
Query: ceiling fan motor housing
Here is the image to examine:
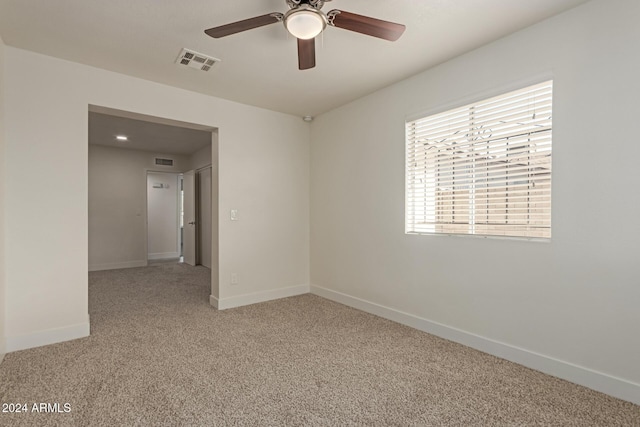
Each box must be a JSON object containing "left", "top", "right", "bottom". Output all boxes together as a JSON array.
[{"left": 287, "top": 0, "right": 329, "bottom": 10}]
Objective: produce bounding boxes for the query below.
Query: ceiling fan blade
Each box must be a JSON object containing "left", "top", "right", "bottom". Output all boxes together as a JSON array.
[
  {"left": 298, "top": 38, "right": 316, "bottom": 70},
  {"left": 205, "top": 13, "right": 283, "bottom": 38},
  {"left": 328, "top": 10, "right": 405, "bottom": 41}
]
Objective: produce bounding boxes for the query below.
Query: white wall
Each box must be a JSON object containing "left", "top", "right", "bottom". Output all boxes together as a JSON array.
[
  {"left": 4, "top": 50, "right": 309, "bottom": 351},
  {"left": 198, "top": 167, "right": 212, "bottom": 269},
  {"left": 310, "top": 0, "right": 640, "bottom": 404},
  {"left": 191, "top": 143, "right": 216, "bottom": 270},
  {"left": 0, "top": 36, "right": 6, "bottom": 361},
  {"left": 190, "top": 143, "right": 213, "bottom": 171},
  {"left": 147, "top": 172, "right": 180, "bottom": 261},
  {"left": 189, "top": 133, "right": 218, "bottom": 273},
  {"left": 88, "top": 145, "right": 188, "bottom": 270},
  {"left": 209, "top": 135, "right": 219, "bottom": 300}
]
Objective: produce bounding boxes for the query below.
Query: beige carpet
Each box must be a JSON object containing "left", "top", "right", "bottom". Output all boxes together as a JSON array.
[{"left": 0, "top": 263, "right": 638, "bottom": 426}]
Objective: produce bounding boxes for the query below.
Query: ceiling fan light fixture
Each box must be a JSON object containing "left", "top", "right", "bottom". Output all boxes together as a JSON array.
[{"left": 284, "top": 8, "right": 326, "bottom": 40}]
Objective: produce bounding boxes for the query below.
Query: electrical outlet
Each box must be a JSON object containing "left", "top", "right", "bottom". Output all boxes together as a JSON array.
[
  {"left": 230, "top": 209, "right": 239, "bottom": 221},
  {"left": 230, "top": 273, "right": 238, "bottom": 285}
]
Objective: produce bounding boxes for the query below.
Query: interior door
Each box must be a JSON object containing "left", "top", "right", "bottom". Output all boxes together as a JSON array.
[{"left": 182, "top": 170, "right": 196, "bottom": 266}]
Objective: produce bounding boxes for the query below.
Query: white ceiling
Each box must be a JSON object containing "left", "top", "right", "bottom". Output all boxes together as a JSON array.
[
  {"left": 0, "top": 0, "right": 590, "bottom": 117},
  {"left": 89, "top": 112, "right": 212, "bottom": 155}
]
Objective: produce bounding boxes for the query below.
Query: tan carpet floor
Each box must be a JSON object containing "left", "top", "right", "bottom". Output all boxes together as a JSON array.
[{"left": 0, "top": 262, "right": 638, "bottom": 426}]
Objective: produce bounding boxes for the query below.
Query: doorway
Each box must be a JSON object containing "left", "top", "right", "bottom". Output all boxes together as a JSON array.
[
  {"left": 88, "top": 105, "right": 219, "bottom": 299},
  {"left": 146, "top": 171, "right": 181, "bottom": 262}
]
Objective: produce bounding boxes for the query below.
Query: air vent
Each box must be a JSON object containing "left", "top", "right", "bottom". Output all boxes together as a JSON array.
[
  {"left": 154, "top": 157, "right": 174, "bottom": 167},
  {"left": 175, "top": 48, "right": 220, "bottom": 71}
]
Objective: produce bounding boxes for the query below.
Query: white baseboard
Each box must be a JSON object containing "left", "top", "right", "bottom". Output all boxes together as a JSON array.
[
  {"left": 214, "top": 284, "right": 310, "bottom": 310},
  {"left": 6, "top": 317, "right": 90, "bottom": 353},
  {"left": 310, "top": 285, "right": 640, "bottom": 406},
  {"left": 89, "top": 260, "right": 147, "bottom": 272},
  {"left": 147, "top": 252, "right": 180, "bottom": 261},
  {"left": 210, "top": 294, "right": 220, "bottom": 309}
]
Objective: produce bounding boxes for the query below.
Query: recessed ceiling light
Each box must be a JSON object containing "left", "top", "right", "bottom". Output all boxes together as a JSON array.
[{"left": 116, "top": 135, "right": 128, "bottom": 141}]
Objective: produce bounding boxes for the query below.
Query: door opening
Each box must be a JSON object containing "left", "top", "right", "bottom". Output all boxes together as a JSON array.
[
  {"left": 88, "top": 105, "right": 219, "bottom": 304},
  {"left": 146, "top": 171, "right": 181, "bottom": 262}
]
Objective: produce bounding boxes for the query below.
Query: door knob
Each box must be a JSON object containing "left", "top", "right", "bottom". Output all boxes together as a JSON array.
[{"left": 188, "top": 221, "right": 196, "bottom": 225}]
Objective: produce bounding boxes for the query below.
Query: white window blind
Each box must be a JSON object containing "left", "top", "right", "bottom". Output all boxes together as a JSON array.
[{"left": 406, "top": 80, "right": 552, "bottom": 239}]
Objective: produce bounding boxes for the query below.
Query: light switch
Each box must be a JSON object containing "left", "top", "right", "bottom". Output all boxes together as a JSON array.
[{"left": 230, "top": 209, "right": 239, "bottom": 221}]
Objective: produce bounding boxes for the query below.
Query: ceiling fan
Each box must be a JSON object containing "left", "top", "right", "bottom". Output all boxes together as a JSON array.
[{"left": 204, "top": 0, "right": 406, "bottom": 70}]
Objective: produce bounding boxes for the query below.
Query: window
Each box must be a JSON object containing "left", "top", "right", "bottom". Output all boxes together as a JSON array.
[{"left": 406, "top": 80, "right": 552, "bottom": 239}]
